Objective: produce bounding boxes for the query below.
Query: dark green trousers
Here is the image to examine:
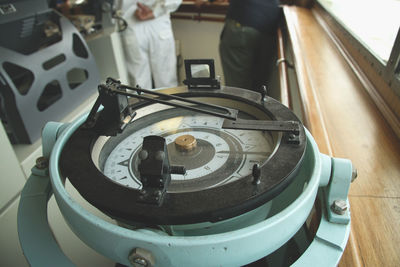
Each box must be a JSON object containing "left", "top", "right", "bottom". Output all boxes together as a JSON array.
[{"left": 219, "top": 19, "right": 276, "bottom": 92}]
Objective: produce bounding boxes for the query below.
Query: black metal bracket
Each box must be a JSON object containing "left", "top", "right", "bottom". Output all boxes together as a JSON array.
[
  {"left": 222, "top": 119, "right": 301, "bottom": 144},
  {"left": 83, "top": 78, "right": 237, "bottom": 137},
  {"left": 83, "top": 78, "right": 304, "bottom": 143},
  {"left": 137, "top": 136, "right": 185, "bottom": 205},
  {"left": 222, "top": 119, "right": 300, "bottom": 134},
  {"left": 83, "top": 78, "right": 136, "bottom": 136},
  {"left": 182, "top": 59, "right": 221, "bottom": 90},
  {"left": 60, "top": 84, "right": 307, "bottom": 225}
]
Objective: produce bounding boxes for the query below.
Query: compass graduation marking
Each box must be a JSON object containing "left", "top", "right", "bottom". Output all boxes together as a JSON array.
[{"left": 102, "top": 114, "right": 273, "bottom": 191}]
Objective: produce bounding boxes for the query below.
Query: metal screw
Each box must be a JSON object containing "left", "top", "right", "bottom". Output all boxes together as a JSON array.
[
  {"left": 140, "top": 189, "right": 147, "bottom": 195},
  {"left": 35, "top": 156, "right": 48, "bottom": 169},
  {"left": 136, "top": 85, "right": 142, "bottom": 95},
  {"left": 351, "top": 167, "right": 358, "bottom": 183},
  {"left": 139, "top": 150, "right": 148, "bottom": 160},
  {"left": 155, "top": 151, "right": 165, "bottom": 161},
  {"left": 132, "top": 257, "right": 148, "bottom": 267},
  {"left": 138, "top": 190, "right": 146, "bottom": 200},
  {"left": 128, "top": 248, "right": 155, "bottom": 267},
  {"left": 260, "top": 85, "right": 267, "bottom": 102},
  {"left": 331, "top": 199, "right": 348, "bottom": 215}
]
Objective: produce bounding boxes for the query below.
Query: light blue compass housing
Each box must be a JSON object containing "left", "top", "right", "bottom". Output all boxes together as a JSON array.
[{"left": 18, "top": 107, "right": 353, "bottom": 267}]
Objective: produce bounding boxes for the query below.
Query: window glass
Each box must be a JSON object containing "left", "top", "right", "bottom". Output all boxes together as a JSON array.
[{"left": 318, "top": 0, "right": 400, "bottom": 64}]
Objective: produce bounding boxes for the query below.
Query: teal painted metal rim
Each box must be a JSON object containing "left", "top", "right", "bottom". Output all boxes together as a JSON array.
[{"left": 49, "top": 112, "right": 324, "bottom": 266}]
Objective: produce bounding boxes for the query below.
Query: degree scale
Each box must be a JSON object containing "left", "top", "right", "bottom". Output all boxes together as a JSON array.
[{"left": 17, "top": 60, "right": 354, "bottom": 266}]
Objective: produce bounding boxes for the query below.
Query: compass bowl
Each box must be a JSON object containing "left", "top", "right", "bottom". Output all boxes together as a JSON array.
[
  {"left": 50, "top": 109, "right": 325, "bottom": 266},
  {"left": 59, "top": 86, "right": 307, "bottom": 226},
  {"left": 47, "top": 86, "right": 331, "bottom": 266}
]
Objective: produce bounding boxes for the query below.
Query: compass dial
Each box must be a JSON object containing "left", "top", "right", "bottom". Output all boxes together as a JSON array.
[
  {"left": 61, "top": 89, "right": 306, "bottom": 225},
  {"left": 95, "top": 102, "right": 275, "bottom": 193}
]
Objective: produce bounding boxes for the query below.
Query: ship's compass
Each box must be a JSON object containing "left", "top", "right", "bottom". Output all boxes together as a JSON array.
[{"left": 60, "top": 69, "right": 306, "bottom": 225}]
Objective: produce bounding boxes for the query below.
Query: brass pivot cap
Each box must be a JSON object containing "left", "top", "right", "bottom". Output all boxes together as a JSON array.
[{"left": 175, "top": 134, "right": 197, "bottom": 152}]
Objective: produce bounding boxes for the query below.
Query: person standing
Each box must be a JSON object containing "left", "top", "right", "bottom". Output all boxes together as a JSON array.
[
  {"left": 121, "top": 0, "right": 182, "bottom": 89},
  {"left": 196, "top": 0, "right": 280, "bottom": 91}
]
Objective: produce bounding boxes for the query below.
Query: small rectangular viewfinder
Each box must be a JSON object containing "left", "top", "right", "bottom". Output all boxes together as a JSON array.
[
  {"left": 190, "top": 64, "right": 210, "bottom": 78},
  {"left": 183, "top": 59, "right": 220, "bottom": 90}
]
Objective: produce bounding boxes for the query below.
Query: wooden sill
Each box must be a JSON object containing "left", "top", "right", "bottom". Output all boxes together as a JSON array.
[
  {"left": 172, "top": 2, "right": 228, "bottom": 22},
  {"left": 283, "top": 5, "right": 400, "bottom": 266},
  {"left": 176, "top": 2, "right": 229, "bottom": 14},
  {"left": 313, "top": 3, "right": 400, "bottom": 140}
]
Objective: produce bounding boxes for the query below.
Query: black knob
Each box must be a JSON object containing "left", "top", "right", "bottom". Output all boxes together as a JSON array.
[{"left": 252, "top": 164, "right": 261, "bottom": 185}]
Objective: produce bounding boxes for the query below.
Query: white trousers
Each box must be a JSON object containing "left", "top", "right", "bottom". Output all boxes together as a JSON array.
[{"left": 122, "top": 15, "right": 178, "bottom": 89}]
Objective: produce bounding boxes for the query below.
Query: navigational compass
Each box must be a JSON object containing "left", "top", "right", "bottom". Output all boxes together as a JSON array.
[{"left": 18, "top": 59, "right": 354, "bottom": 267}]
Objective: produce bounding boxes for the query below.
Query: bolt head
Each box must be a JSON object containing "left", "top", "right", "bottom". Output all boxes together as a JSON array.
[
  {"left": 331, "top": 199, "right": 348, "bottom": 215},
  {"left": 35, "top": 156, "right": 48, "bottom": 169},
  {"left": 132, "top": 257, "right": 148, "bottom": 267},
  {"left": 128, "top": 248, "right": 155, "bottom": 267}
]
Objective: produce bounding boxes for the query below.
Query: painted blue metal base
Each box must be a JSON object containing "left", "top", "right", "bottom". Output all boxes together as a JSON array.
[{"left": 18, "top": 113, "right": 353, "bottom": 267}]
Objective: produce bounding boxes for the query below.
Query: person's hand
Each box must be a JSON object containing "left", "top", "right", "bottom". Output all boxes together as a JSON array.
[{"left": 134, "top": 2, "right": 155, "bottom": 21}]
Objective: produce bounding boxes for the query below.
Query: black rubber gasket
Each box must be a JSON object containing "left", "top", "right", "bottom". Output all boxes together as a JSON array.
[{"left": 59, "top": 87, "right": 306, "bottom": 225}]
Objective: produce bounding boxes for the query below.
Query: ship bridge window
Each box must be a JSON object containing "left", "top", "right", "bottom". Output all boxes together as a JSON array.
[
  {"left": 318, "top": 0, "right": 400, "bottom": 100},
  {"left": 318, "top": 0, "right": 400, "bottom": 64}
]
